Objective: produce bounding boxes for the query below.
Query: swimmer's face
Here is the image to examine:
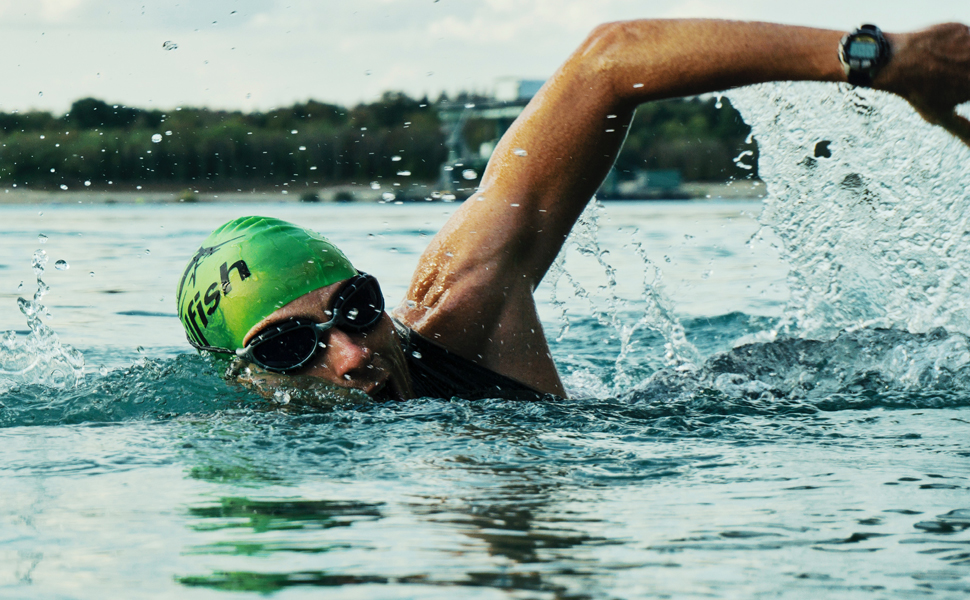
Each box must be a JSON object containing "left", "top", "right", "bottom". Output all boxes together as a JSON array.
[{"left": 241, "top": 280, "right": 413, "bottom": 402}]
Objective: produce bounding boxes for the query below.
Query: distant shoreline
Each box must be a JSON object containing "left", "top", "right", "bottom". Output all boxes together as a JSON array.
[{"left": 0, "top": 180, "right": 766, "bottom": 205}]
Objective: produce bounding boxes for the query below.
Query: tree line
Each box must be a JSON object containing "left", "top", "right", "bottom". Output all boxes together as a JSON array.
[{"left": 0, "top": 92, "right": 755, "bottom": 191}]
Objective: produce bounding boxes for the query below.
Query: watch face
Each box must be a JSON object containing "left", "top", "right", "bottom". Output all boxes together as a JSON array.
[{"left": 849, "top": 38, "right": 879, "bottom": 60}]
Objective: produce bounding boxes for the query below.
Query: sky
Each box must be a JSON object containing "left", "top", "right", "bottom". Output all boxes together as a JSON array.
[{"left": 0, "top": 0, "right": 968, "bottom": 115}]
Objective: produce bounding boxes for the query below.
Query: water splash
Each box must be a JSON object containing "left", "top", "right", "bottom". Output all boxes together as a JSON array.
[
  {"left": 628, "top": 326, "right": 970, "bottom": 413},
  {"left": 0, "top": 355, "right": 257, "bottom": 428},
  {"left": 727, "top": 82, "right": 970, "bottom": 339},
  {"left": 0, "top": 250, "right": 85, "bottom": 393},
  {"left": 549, "top": 200, "right": 700, "bottom": 396}
]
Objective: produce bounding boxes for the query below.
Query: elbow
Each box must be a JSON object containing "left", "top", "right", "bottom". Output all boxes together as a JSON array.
[
  {"left": 573, "top": 21, "right": 651, "bottom": 93},
  {"left": 576, "top": 21, "right": 632, "bottom": 72}
]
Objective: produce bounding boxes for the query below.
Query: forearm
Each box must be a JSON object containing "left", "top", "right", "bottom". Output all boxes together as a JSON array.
[{"left": 587, "top": 19, "right": 845, "bottom": 107}]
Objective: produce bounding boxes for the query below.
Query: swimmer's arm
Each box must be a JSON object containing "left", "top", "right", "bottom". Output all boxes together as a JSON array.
[
  {"left": 401, "top": 20, "right": 849, "bottom": 393},
  {"left": 400, "top": 19, "right": 970, "bottom": 394}
]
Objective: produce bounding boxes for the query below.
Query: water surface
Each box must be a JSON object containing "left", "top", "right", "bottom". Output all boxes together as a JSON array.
[{"left": 3, "top": 83, "right": 970, "bottom": 599}]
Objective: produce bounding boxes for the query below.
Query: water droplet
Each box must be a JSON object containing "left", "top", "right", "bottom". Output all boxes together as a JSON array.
[
  {"left": 162, "top": 40, "right": 178, "bottom": 51},
  {"left": 274, "top": 390, "right": 291, "bottom": 404},
  {"left": 397, "top": 170, "right": 411, "bottom": 176},
  {"left": 16, "top": 281, "right": 23, "bottom": 291},
  {"left": 462, "top": 169, "right": 477, "bottom": 180},
  {"left": 290, "top": 129, "right": 298, "bottom": 134},
  {"left": 99, "top": 365, "right": 109, "bottom": 376},
  {"left": 151, "top": 133, "right": 162, "bottom": 143},
  {"left": 40, "top": 135, "right": 45, "bottom": 140},
  {"left": 714, "top": 94, "right": 723, "bottom": 109},
  {"left": 391, "top": 155, "right": 402, "bottom": 162},
  {"left": 84, "top": 180, "right": 91, "bottom": 186},
  {"left": 59, "top": 184, "right": 68, "bottom": 190},
  {"left": 513, "top": 148, "right": 528, "bottom": 157},
  {"left": 165, "top": 130, "right": 172, "bottom": 136},
  {"left": 54, "top": 260, "right": 69, "bottom": 271},
  {"left": 370, "top": 182, "right": 381, "bottom": 189},
  {"left": 38, "top": 234, "right": 48, "bottom": 244},
  {"left": 464, "top": 103, "right": 475, "bottom": 109},
  {"left": 145, "top": 249, "right": 150, "bottom": 255},
  {"left": 606, "top": 114, "right": 617, "bottom": 119},
  {"left": 89, "top": 271, "right": 95, "bottom": 277},
  {"left": 381, "top": 192, "right": 396, "bottom": 201},
  {"left": 412, "top": 350, "right": 423, "bottom": 359},
  {"left": 298, "top": 146, "right": 306, "bottom": 151},
  {"left": 38, "top": 211, "right": 43, "bottom": 216},
  {"left": 444, "top": 251, "right": 454, "bottom": 257},
  {"left": 633, "top": 83, "right": 644, "bottom": 88},
  {"left": 364, "top": 70, "right": 372, "bottom": 76},
  {"left": 50, "top": 168, "right": 55, "bottom": 173},
  {"left": 38, "top": 91, "right": 43, "bottom": 97}
]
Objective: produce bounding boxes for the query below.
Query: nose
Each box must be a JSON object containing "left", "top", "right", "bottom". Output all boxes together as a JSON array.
[{"left": 323, "top": 328, "right": 373, "bottom": 381}]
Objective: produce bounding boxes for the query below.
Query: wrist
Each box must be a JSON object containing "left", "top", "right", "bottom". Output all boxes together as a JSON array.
[{"left": 839, "top": 24, "right": 893, "bottom": 87}]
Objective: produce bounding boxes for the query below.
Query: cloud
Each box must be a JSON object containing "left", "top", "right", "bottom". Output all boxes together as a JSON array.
[
  {"left": 0, "top": 0, "right": 276, "bottom": 30},
  {"left": 0, "top": 0, "right": 968, "bottom": 113}
]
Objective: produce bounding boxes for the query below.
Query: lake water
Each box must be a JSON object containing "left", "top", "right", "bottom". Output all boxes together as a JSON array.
[{"left": 3, "top": 83, "right": 970, "bottom": 599}]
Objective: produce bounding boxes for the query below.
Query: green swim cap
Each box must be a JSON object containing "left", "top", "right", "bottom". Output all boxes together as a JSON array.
[{"left": 176, "top": 216, "right": 357, "bottom": 352}]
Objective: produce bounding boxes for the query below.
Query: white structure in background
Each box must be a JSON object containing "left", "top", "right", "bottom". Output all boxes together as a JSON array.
[
  {"left": 437, "top": 78, "right": 546, "bottom": 195},
  {"left": 494, "top": 78, "right": 546, "bottom": 102}
]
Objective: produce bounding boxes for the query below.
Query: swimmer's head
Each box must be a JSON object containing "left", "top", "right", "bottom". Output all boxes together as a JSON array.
[{"left": 176, "top": 216, "right": 357, "bottom": 352}]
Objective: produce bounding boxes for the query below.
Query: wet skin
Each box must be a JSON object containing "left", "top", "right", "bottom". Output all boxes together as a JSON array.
[{"left": 242, "top": 280, "right": 414, "bottom": 402}]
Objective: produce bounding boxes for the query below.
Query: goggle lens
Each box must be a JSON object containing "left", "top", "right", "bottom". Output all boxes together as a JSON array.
[
  {"left": 250, "top": 325, "right": 318, "bottom": 370},
  {"left": 241, "top": 273, "right": 384, "bottom": 373},
  {"left": 338, "top": 277, "right": 384, "bottom": 331}
]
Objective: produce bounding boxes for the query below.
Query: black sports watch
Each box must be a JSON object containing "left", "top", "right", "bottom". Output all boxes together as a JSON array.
[{"left": 839, "top": 24, "right": 891, "bottom": 87}]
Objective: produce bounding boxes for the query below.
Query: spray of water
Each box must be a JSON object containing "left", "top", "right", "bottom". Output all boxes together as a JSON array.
[
  {"left": 548, "top": 199, "right": 700, "bottom": 397},
  {"left": 727, "top": 82, "right": 970, "bottom": 339},
  {"left": 0, "top": 249, "right": 85, "bottom": 393},
  {"left": 553, "top": 84, "right": 970, "bottom": 402}
]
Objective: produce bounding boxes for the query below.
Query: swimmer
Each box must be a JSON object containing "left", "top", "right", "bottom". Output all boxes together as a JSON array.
[{"left": 177, "top": 19, "right": 970, "bottom": 401}]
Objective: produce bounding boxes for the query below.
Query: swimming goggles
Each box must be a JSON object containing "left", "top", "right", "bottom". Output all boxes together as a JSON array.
[{"left": 189, "top": 273, "right": 386, "bottom": 373}]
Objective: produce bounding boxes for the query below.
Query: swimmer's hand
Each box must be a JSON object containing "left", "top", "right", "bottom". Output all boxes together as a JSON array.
[{"left": 879, "top": 24, "right": 970, "bottom": 146}]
